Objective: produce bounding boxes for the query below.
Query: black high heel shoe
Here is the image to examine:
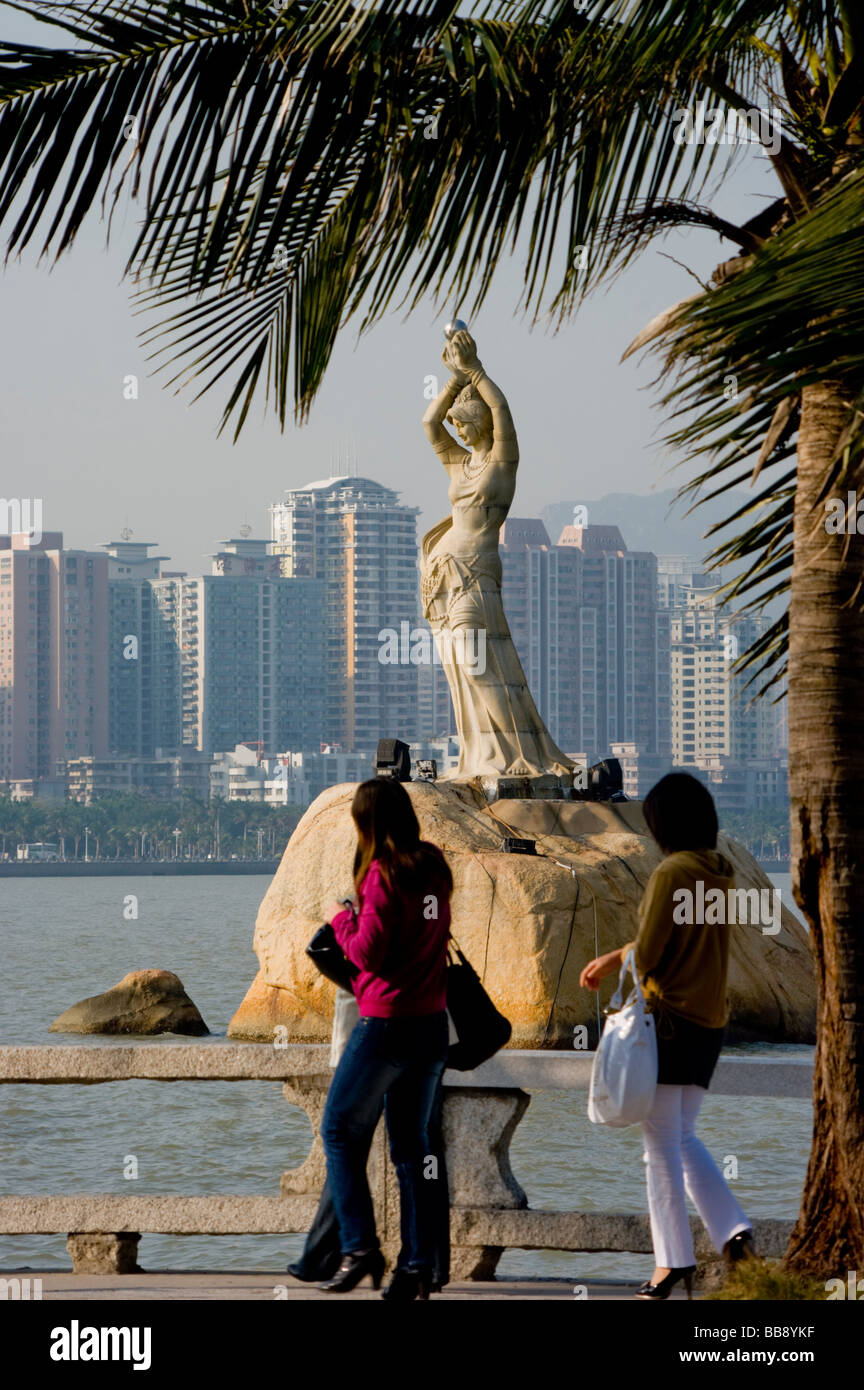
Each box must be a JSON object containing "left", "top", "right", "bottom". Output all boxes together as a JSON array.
[
  {"left": 381, "top": 1266, "right": 432, "bottom": 1302},
  {"left": 723, "top": 1230, "right": 756, "bottom": 1266},
  {"left": 319, "top": 1248, "right": 386, "bottom": 1293},
  {"left": 635, "top": 1266, "right": 696, "bottom": 1300}
]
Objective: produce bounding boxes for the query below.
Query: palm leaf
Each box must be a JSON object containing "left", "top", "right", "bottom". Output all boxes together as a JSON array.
[
  {"left": 0, "top": 0, "right": 820, "bottom": 422},
  {"left": 638, "top": 166, "right": 864, "bottom": 688}
]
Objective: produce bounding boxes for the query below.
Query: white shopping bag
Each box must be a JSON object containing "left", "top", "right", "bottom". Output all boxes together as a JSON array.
[
  {"left": 587, "top": 948, "right": 657, "bottom": 1127},
  {"left": 329, "top": 988, "right": 360, "bottom": 1069}
]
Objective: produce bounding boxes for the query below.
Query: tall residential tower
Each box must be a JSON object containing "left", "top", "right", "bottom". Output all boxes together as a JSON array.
[
  {"left": 103, "top": 538, "right": 181, "bottom": 756},
  {"left": 270, "top": 476, "right": 420, "bottom": 750},
  {"left": 172, "top": 538, "right": 325, "bottom": 756},
  {"left": 0, "top": 532, "right": 108, "bottom": 785}
]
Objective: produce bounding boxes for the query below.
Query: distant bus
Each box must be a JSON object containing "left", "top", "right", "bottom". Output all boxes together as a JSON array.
[{"left": 16, "top": 842, "right": 60, "bottom": 862}]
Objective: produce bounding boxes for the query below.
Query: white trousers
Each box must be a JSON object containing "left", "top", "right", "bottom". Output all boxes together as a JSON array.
[{"left": 641, "top": 1083, "right": 751, "bottom": 1268}]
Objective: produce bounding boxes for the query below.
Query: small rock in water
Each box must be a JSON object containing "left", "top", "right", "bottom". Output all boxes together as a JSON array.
[{"left": 49, "top": 969, "right": 209, "bottom": 1036}]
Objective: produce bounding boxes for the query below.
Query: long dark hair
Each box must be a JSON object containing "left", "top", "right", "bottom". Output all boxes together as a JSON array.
[
  {"left": 351, "top": 778, "right": 453, "bottom": 899},
  {"left": 643, "top": 772, "right": 719, "bottom": 854}
]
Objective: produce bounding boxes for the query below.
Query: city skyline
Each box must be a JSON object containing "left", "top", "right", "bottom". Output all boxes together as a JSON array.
[
  {"left": 2, "top": 478, "right": 755, "bottom": 582},
  {"left": 0, "top": 475, "right": 789, "bottom": 815}
]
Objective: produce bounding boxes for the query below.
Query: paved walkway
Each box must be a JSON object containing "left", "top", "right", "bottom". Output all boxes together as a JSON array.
[{"left": 23, "top": 1272, "right": 698, "bottom": 1301}]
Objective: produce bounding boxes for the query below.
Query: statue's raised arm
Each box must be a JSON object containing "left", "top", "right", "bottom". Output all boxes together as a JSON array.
[
  {"left": 444, "top": 329, "right": 519, "bottom": 466},
  {"left": 422, "top": 356, "right": 471, "bottom": 468}
]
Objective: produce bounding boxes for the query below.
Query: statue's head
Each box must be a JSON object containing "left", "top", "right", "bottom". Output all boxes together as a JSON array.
[{"left": 447, "top": 384, "right": 493, "bottom": 448}]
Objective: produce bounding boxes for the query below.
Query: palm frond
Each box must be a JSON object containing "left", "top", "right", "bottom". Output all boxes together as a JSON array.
[
  {"left": 638, "top": 165, "right": 864, "bottom": 688},
  {"left": 0, "top": 0, "right": 825, "bottom": 424}
]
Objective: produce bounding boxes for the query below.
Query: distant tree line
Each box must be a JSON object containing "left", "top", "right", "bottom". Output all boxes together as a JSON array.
[
  {"left": 0, "top": 792, "right": 788, "bottom": 863},
  {"left": 0, "top": 794, "right": 303, "bottom": 861},
  {"left": 720, "top": 807, "right": 790, "bottom": 860}
]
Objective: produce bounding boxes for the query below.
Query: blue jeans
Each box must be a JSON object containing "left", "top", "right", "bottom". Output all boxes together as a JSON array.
[{"left": 321, "top": 1011, "right": 449, "bottom": 1269}]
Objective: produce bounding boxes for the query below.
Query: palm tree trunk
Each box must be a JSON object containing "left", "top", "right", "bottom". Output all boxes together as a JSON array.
[{"left": 786, "top": 379, "right": 864, "bottom": 1272}]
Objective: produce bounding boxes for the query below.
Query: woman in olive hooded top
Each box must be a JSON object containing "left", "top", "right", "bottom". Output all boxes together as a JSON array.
[{"left": 580, "top": 773, "right": 754, "bottom": 1300}]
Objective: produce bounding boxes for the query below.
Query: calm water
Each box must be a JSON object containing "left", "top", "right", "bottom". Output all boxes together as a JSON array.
[{"left": 0, "top": 873, "right": 811, "bottom": 1280}]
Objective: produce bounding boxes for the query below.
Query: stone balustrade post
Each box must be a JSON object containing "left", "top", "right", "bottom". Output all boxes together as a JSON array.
[
  {"left": 66, "top": 1233, "right": 142, "bottom": 1274},
  {"left": 281, "top": 1077, "right": 530, "bottom": 1279}
]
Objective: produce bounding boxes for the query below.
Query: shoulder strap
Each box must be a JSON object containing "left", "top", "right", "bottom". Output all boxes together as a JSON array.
[{"left": 607, "top": 947, "right": 646, "bottom": 1012}]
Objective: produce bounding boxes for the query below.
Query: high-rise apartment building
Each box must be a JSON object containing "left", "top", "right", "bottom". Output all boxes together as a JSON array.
[
  {"left": 496, "top": 518, "right": 670, "bottom": 762},
  {"left": 170, "top": 538, "right": 325, "bottom": 756},
  {"left": 557, "top": 524, "right": 670, "bottom": 760},
  {"left": 0, "top": 532, "right": 108, "bottom": 783},
  {"left": 499, "top": 518, "right": 582, "bottom": 753},
  {"left": 417, "top": 659, "right": 456, "bottom": 741},
  {"left": 103, "top": 539, "right": 181, "bottom": 755},
  {"left": 669, "top": 585, "right": 775, "bottom": 766},
  {"left": 270, "top": 476, "right": 420, "bottom": 750},
  {"left": 656, "top": 554, "right": 720, "bottom": 608}
]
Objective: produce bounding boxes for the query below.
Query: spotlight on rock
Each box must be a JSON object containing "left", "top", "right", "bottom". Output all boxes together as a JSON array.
[
  {"left": 502, "top": 837, "right": 537, "bottom": 855},
  {"left": 374, "top": 738, "right": 412, "bottom": 782},
  {"left": 587, "top": 758, "right": 625, "bottom": 801}
]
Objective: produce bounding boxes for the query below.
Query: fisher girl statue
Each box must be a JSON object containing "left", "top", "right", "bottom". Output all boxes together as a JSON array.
[{"left": 421, "top": 323, "right": 575, "bottom": 789}]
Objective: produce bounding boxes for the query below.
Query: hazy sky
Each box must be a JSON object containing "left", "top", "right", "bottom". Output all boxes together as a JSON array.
[{"left": 1, "top": 6, "right": 780, "bottom": 575}]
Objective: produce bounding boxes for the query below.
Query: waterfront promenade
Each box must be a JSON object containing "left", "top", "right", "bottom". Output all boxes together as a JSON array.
[
  {"left": 0, "top": 859, "right": 282, "bottom": 878},
  {"left": 21, "top": 1272, "right": 685, "bottom": 1301}
]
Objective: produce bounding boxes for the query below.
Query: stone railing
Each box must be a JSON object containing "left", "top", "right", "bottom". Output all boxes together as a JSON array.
[{"left": 0, "top": 1045, "right": 812, "bottom": 1280}]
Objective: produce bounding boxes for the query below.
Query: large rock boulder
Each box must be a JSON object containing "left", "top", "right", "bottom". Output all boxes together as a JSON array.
[
  {"left": 228, "top": 781, "right": 816, "bottom": 1047},
  {"left": 50, "top": 969, "right": 209, "bottom": 1036}
]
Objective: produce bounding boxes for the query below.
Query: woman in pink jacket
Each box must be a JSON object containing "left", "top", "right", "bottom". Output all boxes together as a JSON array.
[{"left": 319, "top": 777, "right": 452, "bottom": 1301}]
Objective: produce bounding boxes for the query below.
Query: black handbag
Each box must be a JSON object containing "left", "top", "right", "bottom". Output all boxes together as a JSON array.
[
  {"left": 306, "top": 903, "right": 359, "bottom": 992},
  {"left": 446, "top": 939, "right": 512, "bottom": 1071}
]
